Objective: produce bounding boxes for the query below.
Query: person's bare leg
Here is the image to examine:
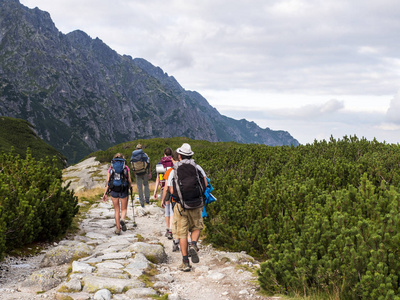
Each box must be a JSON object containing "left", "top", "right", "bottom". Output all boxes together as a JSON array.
[
  {"left": 179, "top": 238, "right": 188, "bottom": 256},
  {"left": 120, "top": 197, "right": 128, "bottom": 220},
  {"left": 112, "top": 197, "right": 121, "bottom": 230}
]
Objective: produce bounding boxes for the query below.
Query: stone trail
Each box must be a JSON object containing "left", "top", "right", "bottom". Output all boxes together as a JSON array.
[{"left": 0, "top": 197, "right": 269, "bottom": 300}]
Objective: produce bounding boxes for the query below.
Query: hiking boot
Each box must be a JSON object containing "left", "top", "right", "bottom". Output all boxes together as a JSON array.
[
  {"left": 188, "top": 243, "right": 199, "bottom": 263},
  {"left": 167, "top": 230, "right": 173, "bottom": 240},
  {"left": 191, "top": 242, "right": 199, "bottom": 252},
  {"left": 172, "top": 242, "right": 180, "bottom": 252},
  {"left": 120, "top": 220, "right": 127, "bottom": 232},
  {"left": 115, "top": 228, "right": 121, "bottom": 235},
  {"left": 165, "top": 229, "right": 169, "bottom": 237},
  {"left": 179, "top": 261, "right": 191, "bottom": 272}
]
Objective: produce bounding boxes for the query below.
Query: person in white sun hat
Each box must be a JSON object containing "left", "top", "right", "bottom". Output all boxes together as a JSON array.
[{"left": 167, "top": 143, "right": 207, "bottom": 272}]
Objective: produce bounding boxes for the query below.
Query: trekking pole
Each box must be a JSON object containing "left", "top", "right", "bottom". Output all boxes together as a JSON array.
[{"left": 130, "top": 187, "right": 137, "bottom": 227}]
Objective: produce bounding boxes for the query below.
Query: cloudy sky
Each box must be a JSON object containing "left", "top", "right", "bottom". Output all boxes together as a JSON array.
[{"left": 20, "top": 0, "right": 400, "bottom": 145}]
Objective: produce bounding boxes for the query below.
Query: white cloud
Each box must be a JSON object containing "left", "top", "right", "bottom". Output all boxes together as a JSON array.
[
  {"left": 376, "top": 123, "right": 400, "bottom": 131},
  {"left": 386, "top": 90, "right": 400, "bottom": 123},
  {"left": 18, "top": 0, "right": 400, "bottom": 144}
]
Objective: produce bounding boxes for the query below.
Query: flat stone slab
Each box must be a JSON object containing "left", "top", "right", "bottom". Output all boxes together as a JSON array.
[
  {"left": 96, "top": 262, "right": 124, "bottom": 269},
  {"left": 96, "top": 252, "right": 133, "bottom": 261},
  {"left": 82, "top": 275, "right": 145, "bottom": 293}
]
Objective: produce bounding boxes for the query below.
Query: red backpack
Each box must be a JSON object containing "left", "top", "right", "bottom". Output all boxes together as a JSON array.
[{"left": 160, "top": 156, "right": 173, "bottom": 168}]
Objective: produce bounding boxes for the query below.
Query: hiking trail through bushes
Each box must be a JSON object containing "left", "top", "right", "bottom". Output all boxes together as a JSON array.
[{"left": 0, "top": 157, "right": 275, "bottom": 300}]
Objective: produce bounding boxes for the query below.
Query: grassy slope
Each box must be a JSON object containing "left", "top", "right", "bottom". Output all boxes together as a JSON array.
[{"left": 0, "top": 116, "right": 67, "bottom": 168}]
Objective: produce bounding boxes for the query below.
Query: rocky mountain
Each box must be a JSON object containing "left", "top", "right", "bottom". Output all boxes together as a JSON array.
[{"left": 0, "top": 0, "right": 299, "bottom": 163}]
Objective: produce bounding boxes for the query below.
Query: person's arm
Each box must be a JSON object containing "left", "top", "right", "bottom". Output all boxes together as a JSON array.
[
  {"left": 147, "top": 155, "right": 151, "bottom": 179},
  {"left": 167, "top": 169, "right": 174, "bottom": 195},
  {"left": 153, "top": 174, "right": 160, "bottom": 199},
  {"left": 161, "top": 183, "right": 169, "bottom": 208},
  {"left": 102, "top": 171, "right": 110, "bottom": 201},
  {"left": 196, "top": 164, "right": 208, "bottom": 188}
]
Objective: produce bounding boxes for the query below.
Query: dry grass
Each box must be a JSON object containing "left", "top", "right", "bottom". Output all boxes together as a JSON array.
[
  {"left": 74, "top": 182, "right": 157, "bottom": 200},
  {"left": 75, "top": 187, "right": 104, "bottom": 199}
]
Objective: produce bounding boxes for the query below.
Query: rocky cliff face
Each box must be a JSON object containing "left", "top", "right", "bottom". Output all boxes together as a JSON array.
[{"left": 0, "top": 0, "right": 299, "bottom": 163}]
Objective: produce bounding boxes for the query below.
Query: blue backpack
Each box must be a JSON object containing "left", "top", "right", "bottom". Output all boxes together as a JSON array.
[
  {"left": 108, "top": 158, "right": 128, "bottom": 192},
  {"left": 130, "top": 149, "right": 149, "bottom": 175}
]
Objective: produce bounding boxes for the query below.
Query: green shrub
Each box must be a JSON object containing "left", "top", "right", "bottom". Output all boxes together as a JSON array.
[
  {"left": 0, "top": 149, "right": 79, "bottom": 258},
  {"left": 88, "top": 135, "right": 400, "bottom": 298}
]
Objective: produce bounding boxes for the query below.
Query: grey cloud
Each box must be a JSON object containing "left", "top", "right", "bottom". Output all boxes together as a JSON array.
[
  {"left": 218, "top": 99, "right": 383, "bottom": 125},
  {"left": 21, "top": 0, "right": 400, "bottom": 95},
  {"left": 386, "top": 91, "right": 400, "bottom": 123}
]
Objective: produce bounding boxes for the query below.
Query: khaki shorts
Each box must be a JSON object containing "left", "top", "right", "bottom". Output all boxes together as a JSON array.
[{"left": 172, "top": 203, "right": 204, "bottom": 239}]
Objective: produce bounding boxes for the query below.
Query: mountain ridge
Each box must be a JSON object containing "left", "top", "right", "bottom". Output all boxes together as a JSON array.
[{"left": 0, "top": 0, "right": 299, "bottom": 163}]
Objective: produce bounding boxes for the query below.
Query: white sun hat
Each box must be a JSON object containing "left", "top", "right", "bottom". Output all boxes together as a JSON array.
[{"left": 177, "top": 143, "right": 194, "bottom": 156}]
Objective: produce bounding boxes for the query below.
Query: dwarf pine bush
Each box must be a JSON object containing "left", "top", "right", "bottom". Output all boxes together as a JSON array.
[
  {"left": 199, "top": 136, "right": 400, "bottom": 299},
  {"left": 0, "top": 149, "right": 78, "bottom": 259},
  {"left": 88, "top": 135, "right": 400, "bottom": 298}
]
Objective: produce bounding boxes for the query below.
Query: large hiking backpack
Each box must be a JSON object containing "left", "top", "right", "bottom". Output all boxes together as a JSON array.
[
  {"left": 130, "top": 149, "right": 149, "bottom": 175},
  {"left": 173, "top": 159, "right": 205, "bottom": 210},
  {"left": 108, "top": 158, "right": 129, "bottom": 192}
]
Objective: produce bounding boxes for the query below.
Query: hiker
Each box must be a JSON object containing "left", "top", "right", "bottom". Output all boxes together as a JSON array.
[
  {"left": 102, "top": 153, "right": 132, "bottom": 235},
  {"left": 154, "top": 147, "right": 174, "bottom": 239},
  {"left": 162, "top": 150, "right": 181, "bottom": 251},
  {"left": 130, "top": 144, "right": 151, "bottom": 207},
  {"left": 168, "top": 143, "right": 207, "bottom": 272}
]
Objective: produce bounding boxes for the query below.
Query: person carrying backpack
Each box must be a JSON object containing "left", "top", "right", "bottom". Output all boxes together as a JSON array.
[
  {"left": 162, "top": 150, "right": 181, "bottom": 252},
  {"left": 102, "top": 153, "right": 132, "bottom": 235},
  {"left": 168, "top": 143, "right": 207, "bottom": 272},
  {"left": 130, "top": 144, "right": 151, "bottom": 207},
  {"left": 154, "top": 147, "right": 174, "bottom": 239}
]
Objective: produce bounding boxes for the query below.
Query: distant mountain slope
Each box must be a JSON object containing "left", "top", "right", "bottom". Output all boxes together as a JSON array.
[
  {"left": 0, "top": 116, "right": 66, "bottom": 168},
  {"left": 0, "top": 0, "right": 299, "bottom": 163}
]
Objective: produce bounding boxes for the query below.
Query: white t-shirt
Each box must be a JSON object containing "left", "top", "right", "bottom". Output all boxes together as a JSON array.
[{"left": 167, "top": 164, "right": 206, "bottom": 187}]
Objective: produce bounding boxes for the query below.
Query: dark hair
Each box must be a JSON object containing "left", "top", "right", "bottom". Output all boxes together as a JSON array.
[
  {"left": 164, "top": 147, "right": 172, "bottom": 156},
  {"left": 172, "top": 150, "right": 179, "bottom": 161},
  {"left": 180, "top": 154, "right": 192, "bottom": 160}
]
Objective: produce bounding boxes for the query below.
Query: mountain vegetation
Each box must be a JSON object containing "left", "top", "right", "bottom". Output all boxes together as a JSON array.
[
  {"left": 0, "top": 116, "right": 66, "bottom": 168},
  {"left": 0, "top": 0, "right": 298, "bottom": 164},
  {"left": 0, "top": 149, "right": 79, "bottom": 260},
  {"left": 94, "top": 136, "right": 400, "bottom": 299}
]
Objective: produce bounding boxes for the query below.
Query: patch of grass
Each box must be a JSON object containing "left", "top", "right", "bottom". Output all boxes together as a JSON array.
[
  {"left": 55, "top": 296, "right": 73, "bottom": 300},
  {"left": 62, "top": 176, "right": 80, "bottom": 182},
  {"left": 138, "top": 264, "right": 159, "bottom": 288},
  {"left": 151, "top": 294, "right": 169, "bottom": 300},
  {"left": 220, "top": 257, "right": 231, "bottom": 264},
  {"left": 145, "top": 254, "right": 158, "bottom": 264},
  {"left": 136, "top": 234, "right": 145, "bottom": 242},
  {"left": 66, "top": 265, "right": 73, "bottom": 277},
  {"left": 235, "top": 263, "right": 257, "bottom": 274},
  {"left": 57, "top": 285, "right": 75, "bottom": 293},
  {"left": 75, "top": 188, "right": 104, "bottom": 201}
]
